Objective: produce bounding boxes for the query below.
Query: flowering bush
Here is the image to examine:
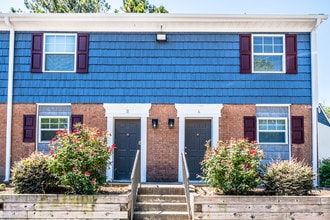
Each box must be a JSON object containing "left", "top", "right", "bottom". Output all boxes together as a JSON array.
[
  {"left": 200, "top": 139, "right": 264, "bottom": 195},
  {"left": 48, "top": 124, "right": 115, "bottom": 194}
]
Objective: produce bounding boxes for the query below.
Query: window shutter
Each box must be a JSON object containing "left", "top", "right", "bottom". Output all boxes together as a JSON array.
[
  {"left": 244, "top": 116, "right": 256, "bottom": 141},
  {"left": 76, "top": 34, "right": 89, "bottom": 73},
  {"left": 240, "top": 34, "right": 252, "bottom": 74},
  {"left": 71, "top": 115, "right": 83, "bottom": 131},
  {"left": 23, "top": 115, "right": 36, "bottom": 142},
  {"left": 291, "top": 116, "right": 304, "bottom": 144},
  {"left": 31, "top": 34, "right": 43, "bottom": 73},
  {"left": 286, "top": 34, "right": 297, "bottom": 74}
]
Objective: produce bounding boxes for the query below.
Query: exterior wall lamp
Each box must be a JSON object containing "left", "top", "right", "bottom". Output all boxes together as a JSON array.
[
  {"left": 168, "top": 118, "right": 174, "bottom": 128},
  {"left": 152, "top": 118, "right": 158, "bottom": 128},
  {"left": 156, "top": 33, "right": 166, "bottom": 41}
]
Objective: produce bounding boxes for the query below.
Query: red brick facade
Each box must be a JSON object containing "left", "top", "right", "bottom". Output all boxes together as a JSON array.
[
  {"left": 147, "top": 104, "right": 179, "bottom": 182},
  {"left": 0, "top": 103, "right": 314, "bottom": 181},
  {"left": 291, "top": 104, "right": 313, "bottom": 165}
]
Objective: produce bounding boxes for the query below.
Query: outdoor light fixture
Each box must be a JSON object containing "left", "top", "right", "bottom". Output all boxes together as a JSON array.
[
  {"left": 168, "top": 118, "right": 174, "bottom": 128},
  {"left": 156, "top": 33, "right": 167, "bottom": 41},
  {"left": 152, "top": 118, "right": 158, "bottom": 128},
  {"left": 156, "top": 25, "right": 167, "bottom": 41}
]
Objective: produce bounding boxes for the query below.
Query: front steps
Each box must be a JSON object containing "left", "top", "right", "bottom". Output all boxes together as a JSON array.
[{"left": 133, "top": 184, "right": 189, "bottom": 220}]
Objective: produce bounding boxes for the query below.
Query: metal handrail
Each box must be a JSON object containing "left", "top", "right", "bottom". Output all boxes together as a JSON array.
[
  {"left": 181, "top": 152, "right": 192, "bottom": 219},
  {"left": 130, "top": 150, "right": 141, "bottom": 220}
]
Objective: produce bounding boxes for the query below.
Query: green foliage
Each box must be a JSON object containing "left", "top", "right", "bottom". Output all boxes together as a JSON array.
[
  {"left": 254, "top": 59, "right": 275, "bottom": 72},
  {"left": 122, "top": 0, "right": 168, "bottom": 13},
  {"left": 49, "top": 124, "right": 114, "bottom": 194},
  {"left": 319, "top": 158, "right": 330, "bottom": 187},
  {"left": 323, "top": 106, "right": 330, "bottom": 119},
  {"left": 263, "top": 159, "right": 314, "bottom": 195},
  {"left": 200, "top": 139, "right": 264, "bottom": 195},
  {"left": 11, "top": 152, "right": 57, "bottom": 194},
  {"left": 24, "top": 0, "right": 111, "bottom": 13},
  {"left": 0, "top": 183, "right": 6, "bottom": 191}
]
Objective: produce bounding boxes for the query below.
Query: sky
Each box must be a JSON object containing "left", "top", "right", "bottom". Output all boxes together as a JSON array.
[{"left": 0, "top": 0, "right": 329, "bottom": 105}]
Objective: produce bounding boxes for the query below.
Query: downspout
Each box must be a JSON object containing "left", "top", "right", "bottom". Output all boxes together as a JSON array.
[
  {"left": 4, "top": 16, "right": 15, "bottom": 182},
  {"left": 311, "top": 18, "right": 322, "bottom": 186}
]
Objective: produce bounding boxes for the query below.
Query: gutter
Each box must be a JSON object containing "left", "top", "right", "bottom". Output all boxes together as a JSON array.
[
  {"left": 4, "top": 16, "right": 14, "bottom": 182},
  {"left": 311, "top": 18, "right": 323, "bottom": 186}
]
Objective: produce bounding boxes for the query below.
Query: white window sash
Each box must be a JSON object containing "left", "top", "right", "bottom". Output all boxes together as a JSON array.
[
  {"left": 257, "top": 117, "right": 288, "bottom": 144},
  {"left": 38, "top": 116, "right": 70, "bottom": 143}
]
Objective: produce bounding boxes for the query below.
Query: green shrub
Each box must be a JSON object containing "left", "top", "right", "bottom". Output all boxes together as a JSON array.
[
  {"left": 48, "top": 124, "right": 115, "bottom": 194},
  {"left": 0, "top": 183, "right": 6, "bottom": 191},
  {"left": 200, "top": 139, "right": 264, "bottom": 195},
  {"left": 263, "top": 159, "right": 314, "bottom": 195},
  {"left": 11, "top": 152, "right": 57, "bottom": 194},
  {"left": 319, "top": 158, "right": 330, "bottom": 187}
]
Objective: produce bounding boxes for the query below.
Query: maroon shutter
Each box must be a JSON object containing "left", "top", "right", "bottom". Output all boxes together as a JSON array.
[
  {"left": 291, "top": 116, "right": 304, "bottom": 144},
  {"left": 240, "top": 34, "right": 252, "bottom": 74},
  {"left": 23, "top": 115, "right": 36, "bottom": 142},
  {"left": 244, "top": 116, "right": 256, "bottom": 141},
  {"left": 286, "top": 34, "right": 297, "bottom": 74},
  {"left": 31, "top": 34, "right": 43, "bottom": 73},
  {"left": 76, "top": 34, "right": 89, "bottom": 73},
  {"left": 71, "top": 115, "right": 83, "bottom": 131}
]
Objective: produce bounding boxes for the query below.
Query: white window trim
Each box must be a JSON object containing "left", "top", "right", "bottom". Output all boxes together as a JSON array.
[
  {"left": 257, "top": 117, "right": 288, "bottom": 144},
  {"left": 252, "top": 34, "right": 286, "bottom": 74},
  {"left": 38, "top": 116, "right": 70, "bottom": 143},
  {"left": 43, "top": 33, "right": 77, "bottom": 73}
]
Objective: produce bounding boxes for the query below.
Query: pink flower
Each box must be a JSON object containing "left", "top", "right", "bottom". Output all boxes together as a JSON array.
[
  {"left": 84, "top": 171, "right": 90, "bottom": 176},
  {"left": 249, "top": 150, "right": 257, "bottom": 156},
  {"left": 72, "top": 167, "right": 78, "bottom": 171},
  {"left": 49, "top": 150, "right": 54, "bottom": 155},
  {"left": 90, "top": 178, "right": 96, "bottom": 185}
]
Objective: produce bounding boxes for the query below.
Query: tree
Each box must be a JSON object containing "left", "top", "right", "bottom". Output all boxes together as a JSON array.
[
  {"left": 122, "top": 0, "right": 168, "bottom": 13},
  {"left": 324, "top": 106, "right": 330, "bottom": 119},
  {"left": 23, "top": 0, "right": 111, "bottom": 13}
]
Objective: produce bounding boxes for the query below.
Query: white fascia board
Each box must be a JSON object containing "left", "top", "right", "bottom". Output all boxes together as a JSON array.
[{"left": 0, "top": 13, "right": 327, "bottom": 32}]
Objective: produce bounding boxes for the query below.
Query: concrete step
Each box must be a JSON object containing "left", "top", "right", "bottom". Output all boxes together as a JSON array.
[
  {"left": 135, "top": 202, "right": 188, "bottom": 212},
  {"left": 138, "top": 184, "right": 185, "bottom": 195},
  {"left": 133, "top": 211, "right": 189, "bottom": 220},
  {"left": 137, "top": 194, "right": 186, "bottom": 203}
]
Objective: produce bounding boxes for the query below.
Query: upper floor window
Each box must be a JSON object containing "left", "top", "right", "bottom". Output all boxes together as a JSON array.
[
  {"left": 257, "top": 118, "right": 287, "bottom": 144},
  {"left": 31, "top": 33, "right": 89, "bottom": 73},
  {"left": 252, "top": 35, "right": 285, "bottom": 73},
  {"left": 44, "top": 34, "right": 77, "bottom": 72}
]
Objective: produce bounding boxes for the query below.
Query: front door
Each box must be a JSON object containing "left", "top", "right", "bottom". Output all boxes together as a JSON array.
[
  {"left": 185, "top": 119, "right": 211, "bottom": 181},
  {"left": 114, "top": 119, "right": 141, "bottom": 181}
]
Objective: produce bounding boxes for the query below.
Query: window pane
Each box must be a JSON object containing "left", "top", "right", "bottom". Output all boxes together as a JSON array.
[
  {"left": 264, "top": 45, "right": 273, "bottom": 53},
  {"left": 264, "top": 37, "right": 272, "bottom": 44},
  {"left": 259, "top": 132, "right": 286, "bottom": 143},
  {"left": 277, "top": 120, "right": 286, "bottom": 130},
  {"left": 254, "top": 55, "right": 282, "bottom": 72},
  {"left": 274, "top": 37, "right": 283, "bottom": 44},
  {"left": 274, "top": 45, "right": 283, "bottom": 53},
  {"left": 41, "top": 130, "right": 57, "bottom": 142},
  {"left": 254, "top": 45, "right": 263, "bottom": 53},
  {"left": 254, "top": 36, "right": 262, "bottom": 44},
  {"left": 45, "top": 54, "right": 74, "bottom": 71}
]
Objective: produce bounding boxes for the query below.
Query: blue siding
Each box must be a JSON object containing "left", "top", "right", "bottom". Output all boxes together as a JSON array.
[
  {"left": 0, "top": 32, "right": 9, "bottom": 103},
  {"left": 318, "top": 106, "right": 330, "bottom": 127},
  {"left": 2, "top": 32, "right": 312, "bottom": 104}
]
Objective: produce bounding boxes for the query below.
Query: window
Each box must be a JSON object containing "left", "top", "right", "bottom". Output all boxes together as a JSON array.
[
  {"left": 31, "top": 33, "right": 89, "bottom": 73},
  {"left": 39, "top": 116, "right": 69, "bottom": 142},
  {"left": 252, "top": 35, "right": 285, "bottom": 73},
  {"left": 44, "top": 34, "right": 77, "bottom": 72},
  {"left": 257, "top": 118, "right": 287, "bottom": 144},
  {"left": 240, "top": 34, "right": 296, "bottom": 74}
]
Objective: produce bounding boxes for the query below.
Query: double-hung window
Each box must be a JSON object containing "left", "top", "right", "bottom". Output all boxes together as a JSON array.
[
  {"left": 44, "top": 34, "right": 77, "bottom": 72},
  {"left": 39, "top": 116, "right": 69, "bottom": 142},
  {"left": 252, "top": 35, "right": 285, "bottom": 73},
  {"left": 257, "top": 118, "right": 287, "bottom": 144}
]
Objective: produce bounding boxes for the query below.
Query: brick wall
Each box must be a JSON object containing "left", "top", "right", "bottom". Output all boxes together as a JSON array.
[
  {"left": 0, "top": 104, "right": 7, "bottom": 179},
  {"left": 11, "top": 104, "right": 37, "bottom": 165},
  {"left": 219, "top": 104, "right": 256, "bottom": 141},
  {"left": 147, "top": 104, "right": 179, "bottom": 182},
  {"left": 71, "top": 104, "right": 107, "bottom": 131},
  {"left": 291, "top": 104, "right": 313, "bottom": 165}
]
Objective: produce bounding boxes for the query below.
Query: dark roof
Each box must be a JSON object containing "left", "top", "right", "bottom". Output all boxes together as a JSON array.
[{"left": 318, "top": 104, "right": 330, "bottom": 127}]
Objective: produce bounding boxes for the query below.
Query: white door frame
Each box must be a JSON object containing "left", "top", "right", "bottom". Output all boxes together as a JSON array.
[
  {"left": 175, "top": 104, "right": 223, "bottom": 182},
  {"left": 103, "top": 103, "right": 151, "bottom": 182}
]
